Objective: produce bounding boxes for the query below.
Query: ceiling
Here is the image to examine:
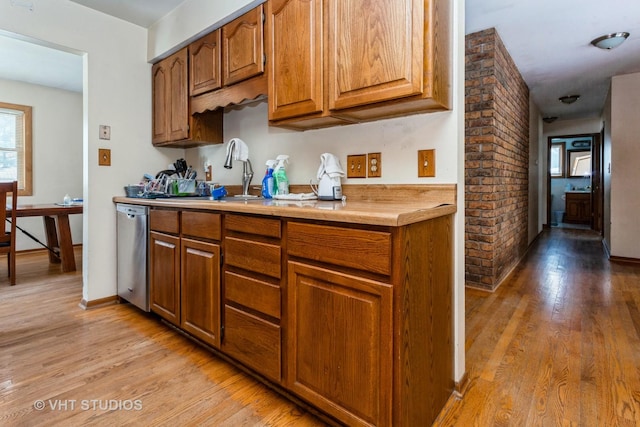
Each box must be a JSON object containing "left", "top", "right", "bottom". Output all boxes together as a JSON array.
[{"left": 1, "top": 0, "right": 639, "bottom": 122}]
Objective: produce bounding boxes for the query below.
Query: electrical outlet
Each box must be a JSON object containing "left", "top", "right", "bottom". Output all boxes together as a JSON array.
[
  {"left": 367, "top": 153, "right": 382, "bottom": 178},
  {"left": 418, "top": 149, "right": 435, "bottom": 177},
  {"left": 347, "top": 154, "right": 367, "bottom": 178},
  {"left": 99, "top": 125, "right": 111, "bottom": 140},
  {"left": 98, "top": 148, "right": 111, "bottom": 166}
]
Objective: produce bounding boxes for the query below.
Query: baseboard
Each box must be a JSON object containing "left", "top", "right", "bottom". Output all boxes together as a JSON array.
[
  {"left": 609, "top": 255, "right": 640, "bottom": 264},
  {"left": 79, "top": 295, "right": 118, "bottom": 310},
  {"left": 16, "top": 243, "right": 82, "bottom": 255},
  {"left": 454, "top": 371, "right": 469, "bottom": 398}
]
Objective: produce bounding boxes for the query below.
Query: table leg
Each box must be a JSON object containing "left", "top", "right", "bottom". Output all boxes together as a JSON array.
[
  {"left": 43, "top": 216, "right": 60, "bottom": 264},
  {"left": 56, "top": 214, "right": 76, "bottom": 272}
]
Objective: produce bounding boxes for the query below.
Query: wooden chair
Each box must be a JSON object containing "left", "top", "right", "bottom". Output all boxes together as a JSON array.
[{"left": 0, "top": 181, "right": 18, "bottom": 285}]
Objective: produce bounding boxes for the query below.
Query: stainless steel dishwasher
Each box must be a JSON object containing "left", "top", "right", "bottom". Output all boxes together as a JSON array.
[{"left": 116, "top": 203, "right": 149, "bottom": 311}]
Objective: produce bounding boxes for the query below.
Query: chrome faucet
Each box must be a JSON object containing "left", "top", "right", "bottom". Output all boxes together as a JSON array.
[{"left": 224, "top": 139, "right": 254, "bottom": 196}]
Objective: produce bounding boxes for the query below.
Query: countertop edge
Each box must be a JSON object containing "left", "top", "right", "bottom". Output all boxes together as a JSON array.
[{"left": 113, "top": 196, "right": 457, "bottom": 227}]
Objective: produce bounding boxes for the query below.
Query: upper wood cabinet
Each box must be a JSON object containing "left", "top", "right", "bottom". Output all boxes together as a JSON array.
[
  {"left": 152, "top": 48, "right": 189, "bottom": 143},
  {"left": 189, "top": 30, "right": 222, "bottom": 96},
  {"left": 190, "top": 5, "right": 269, "bottom": 115},
  {"left": 328, "top": 0, "right": 424, "bottom": 110},
  {"left": 222, "top": 5, "right": 265, "bottom": 86},
  {"left": 152, "top": 48, "right": 223, "bottom": 148},
  {"left": 267, "top": 0, "right": 450, "bottom": 130}
]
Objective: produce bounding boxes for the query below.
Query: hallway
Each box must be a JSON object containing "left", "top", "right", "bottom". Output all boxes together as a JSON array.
[{"left": 437, "top": 228, "right": 640, "bottom": 426}]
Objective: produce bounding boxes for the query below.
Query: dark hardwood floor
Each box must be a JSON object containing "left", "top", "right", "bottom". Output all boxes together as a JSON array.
[
  {"left": 0, "top": 248, "right": 325, "bottom": 426},
  {"left": 2, "top": 229, "right": 639, "bottom": 426},
  {"left": 437, "top": 228, "right": 640, "bottom": 426}
]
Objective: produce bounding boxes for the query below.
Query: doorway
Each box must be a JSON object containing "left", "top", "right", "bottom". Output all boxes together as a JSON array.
[{"left": 546, "top": 133, "right": 603, "bottom": 233}]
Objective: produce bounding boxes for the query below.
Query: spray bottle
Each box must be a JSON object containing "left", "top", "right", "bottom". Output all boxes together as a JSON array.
[
  {"left": 261, "top": 160, "right": 276, "bottom": 198},
  {"left": 273, "top": 155, "right": 290, "bottom": 195}
]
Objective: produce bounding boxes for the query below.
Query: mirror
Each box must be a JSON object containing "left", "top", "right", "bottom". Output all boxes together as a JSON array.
[
  {"left": 550, "top": 142, "right": 565, "bottom": 177},
  {"left": 567, "top": 150, "right": 591, "bottom": 177}
]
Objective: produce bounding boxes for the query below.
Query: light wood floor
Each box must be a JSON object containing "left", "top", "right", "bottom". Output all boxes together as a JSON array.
[
  {"left": 437, "top": 228, "right": 640, "bottom": 426},
  {"left": 0, "top": 248, "right": 326, "bottom": 426},
  {"left": 3, "top": 230, "right": 639, "bottom": 426}
]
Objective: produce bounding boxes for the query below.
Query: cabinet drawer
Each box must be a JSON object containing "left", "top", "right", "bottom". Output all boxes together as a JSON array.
[
  {"left": 150, "top": 209, "right": 179, "bottom": 234},
  {"left": 225, "top": 271, "right": 280, "bottom": 319},
  {"left": 287, "top": 222, "right": 391, "bottom": 276},
  {"left": 225, "top": 237, "right": 281, "bottom": 279},
  {"left": 225, "top": 214, "right": 281, "bottom": 238},
  {"left": 222, "top": 305, "right": 281, "bottom": 382},
  {"left": 182, "top": 211, "right": 221, "bottom": 240}
]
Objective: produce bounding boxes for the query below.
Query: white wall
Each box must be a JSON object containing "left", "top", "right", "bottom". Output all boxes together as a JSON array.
[
  {"left": 0, "top": 0, "right": 183, "bottom": 303},
  {"left": 0, "top": 78, "right": 82, "bottom": 251},
  {"left": 610, "top": 72, "right": 640, "bottom": 259},
  {"left": 147, "top": 0, "right": 262, "bottom": 61}
]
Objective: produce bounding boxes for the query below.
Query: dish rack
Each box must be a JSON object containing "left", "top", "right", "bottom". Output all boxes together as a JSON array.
[{"left": 124, "top": 178, "right": 197, "bottom": 198}]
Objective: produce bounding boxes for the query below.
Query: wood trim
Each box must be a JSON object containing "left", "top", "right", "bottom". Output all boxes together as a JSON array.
[
  {"left": 190, "top": 74, "right": 267, "bottom": 114},
  {"left": 78, "top": 295, "right": 118, "bottom": 310},
  {"left": 288, "top": 183, "right": 457, "bottom": 205},
  {"left": 454, "top": 372, "right": 469, "bottom": 397},
  {"left": 609, "top": 255, "right": 640, "bottom": 264}
]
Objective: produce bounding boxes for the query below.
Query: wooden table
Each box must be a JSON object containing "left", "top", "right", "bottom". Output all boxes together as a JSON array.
[{"left": 11, "top": 203, "right": 83, "bottom": 272}]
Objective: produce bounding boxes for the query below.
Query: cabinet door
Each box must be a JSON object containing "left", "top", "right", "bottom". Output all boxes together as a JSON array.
[
  {"left": 222, "top": 5, "right": 265, "bottom": 86},
  {"left": 167, "top": 48, "right": 189, "bottom": 141},
  {"left": 181, "top": 238, "right": 221, "bottom": 348},
  {"left": 151, "top": 61, "right": 169, "bottom": 144},
  {"left": 327, "top": 0, "right": 424, "bottom": 110},
  {"left": 287, "top": 261, "right": 393, "bottom": 427},
  {"left": 189, "top": 30, "right": 222, "bottom": 96},
  {"left": 267, "top": 0, "right": 323, "bottom": 121},
  {"left": 149, "top": 231, "right": 181, "bottom": 325}
]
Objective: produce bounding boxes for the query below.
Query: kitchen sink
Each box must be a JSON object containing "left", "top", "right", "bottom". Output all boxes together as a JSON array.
[{"left": 169, "top": 195, "right": 264, "bottom": 203}]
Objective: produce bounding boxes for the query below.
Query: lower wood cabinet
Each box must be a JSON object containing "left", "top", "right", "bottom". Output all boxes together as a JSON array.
[
  {"left": 148, "top": 208, "right": 453, "bottom": 426},
  {"left": 181, "top": 237, "right": 221, "bottom": 347},
  {"left": 149, "top": 231, "right": 180, "bottom": 325},
  {"left": 149, "top": 209, "right": 222, "bottom": 349},
  {"left": 565, "top": 192, "right": 591, "bottom": 224},
  {"left": 222, "top": 214, "right": 283, "bottom": 382},
  {"left": 287, "top": 261, "right": 393, "bottom": 427}
]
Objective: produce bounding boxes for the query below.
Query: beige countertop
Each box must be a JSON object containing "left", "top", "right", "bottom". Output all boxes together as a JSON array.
[{"left": 112, "top": 195, "right": 456, "bottom": 227}]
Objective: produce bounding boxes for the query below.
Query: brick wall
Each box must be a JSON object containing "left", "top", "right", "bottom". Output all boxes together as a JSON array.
[{"left": 465, "top": 28, "right": 530, "bottom": 291}]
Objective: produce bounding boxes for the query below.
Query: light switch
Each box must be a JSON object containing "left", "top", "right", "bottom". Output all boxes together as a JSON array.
[
  {"left": 418, "top": 149, "right": 436, "bottom": 177},
  {"left": 98, "top": 148, "right": 111, "bottom": 166}
]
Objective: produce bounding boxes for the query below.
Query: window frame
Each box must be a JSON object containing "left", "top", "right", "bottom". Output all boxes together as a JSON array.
[
  {"left": 549, "top": 142, "right": 565, "bottom": 178},
  {"left": 0, "top": 102, "right": 32, "bottom": 196}
]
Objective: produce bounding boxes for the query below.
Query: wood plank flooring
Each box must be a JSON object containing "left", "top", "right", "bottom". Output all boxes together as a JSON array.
[
  {"left": 3, "top": 229, "right": 639, "bottom": 426},
  {"left": 436, "top": 228, "right": 640, "bottom": 426},
  {"left": 0, "top": 248, "right": 325, "bottom": 426}
]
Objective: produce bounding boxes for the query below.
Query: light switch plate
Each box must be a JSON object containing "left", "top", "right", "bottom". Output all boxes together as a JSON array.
[
  {"left": 98, "top": 148, "right": 111, "bottom": 166},
  {"left": 347, "top": 154, "right": 367, "bottom": 178},
  {"left": 418, "top": 149, "right": 435, "bottom": 177},
  {"left": 99, "top": 125, "right": 111, "bottom": 140}
]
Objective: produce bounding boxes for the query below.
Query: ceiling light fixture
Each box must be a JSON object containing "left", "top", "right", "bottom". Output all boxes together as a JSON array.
[
  {"left": 590, "top": 32, "right": 630, "bottom": 50},
  {"left": 543, "top": 116, "right": 558, "bottom": 124},
  {"left": 559, "top": 95, "right": 580, "bottom": 104}
]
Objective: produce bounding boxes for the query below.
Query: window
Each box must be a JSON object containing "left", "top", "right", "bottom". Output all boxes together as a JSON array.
[
  {"left": 549, "top": 142, "right": 565, "bottom": 178},
  {"left": 0, "top": 102, "right": 32, "bottom": 196}
]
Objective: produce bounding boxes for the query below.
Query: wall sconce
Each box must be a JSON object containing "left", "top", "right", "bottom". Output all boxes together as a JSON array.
[
  {"left": 590, "top": 32, "right": 630, "bottom": 50},
  {"left": 543, "top": 116, "right": 558, "bottom": 123},
  {"left": 559, "top": 95, "right": 580, "bottom": 104}
]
